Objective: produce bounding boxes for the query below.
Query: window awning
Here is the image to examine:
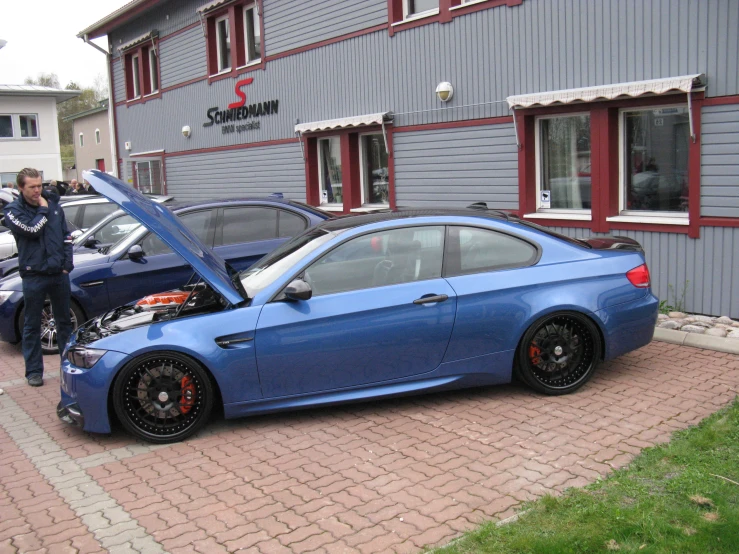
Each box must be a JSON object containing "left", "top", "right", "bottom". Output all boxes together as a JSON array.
[
  {"left": 506, "top": 74, "right": 705, "bottom": 109},
  {"left": 118, "top": 30, "right": 158, "bottom": 52},
  {"left": 196, "top": 0, "right": 232, "bottom": 14},
  {"left": 294, "top": 112, "right": 392, "bottom": 134}
]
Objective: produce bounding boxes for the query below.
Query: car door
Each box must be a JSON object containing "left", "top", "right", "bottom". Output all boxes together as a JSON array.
[
  {"left": 255, "top": 225, "right": 457, "bottom": 398},
  {"left": 213, "top": 206, "right": 306, "bottom": 271},
  {"left": 106, "top": 209, "right": 217, "bottom": 308}
]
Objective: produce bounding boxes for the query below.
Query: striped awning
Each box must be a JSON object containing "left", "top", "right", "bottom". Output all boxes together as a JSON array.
[
  {"left": 295, "top": 112, "right": 391, "bottom": 134},
  {"left": 118, "top": 30, "right": 158, "bottom": 52},
  {"left": 196, "top": 0, "right": 232, "bottom": 13},
  {"left": 507, "top": 74, "right": 706, "bottom": 109}
]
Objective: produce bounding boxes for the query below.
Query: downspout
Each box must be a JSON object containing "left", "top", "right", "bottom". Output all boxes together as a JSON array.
[{"left": 82, "top": 34, "right": 119, "bottom": 178}]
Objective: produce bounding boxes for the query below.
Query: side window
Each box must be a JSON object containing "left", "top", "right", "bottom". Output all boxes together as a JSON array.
[
  {"left": 96, "top": 214, "right": 140, "bottom": 244},
  {"left": 278, "top": 210, "right": 307, "bottom": 238},
  {"left": 80, "top": 203, "right": 117, "bottom": 229},
  {"left": 220, "top": 207, "right": 278, "bottom": 246},
  {"left": 179, "top": 209, "right": 216, "bottom": 246},
  {"left": 444, "top": 226, "right": 538, "bottom": 277},
  {"left": 140, "top": 233, "right": 171, "bottom": 257},
  {"left": 304, "top": 226, "right": 444, "bottom": 297},
  {"left": 62, "top": 205, "right": 81, "bottom": 227}
]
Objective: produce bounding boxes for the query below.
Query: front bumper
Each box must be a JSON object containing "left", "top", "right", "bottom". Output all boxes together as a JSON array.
[{"left": 57, "top": 401, "right": 85, "bottom": 427}]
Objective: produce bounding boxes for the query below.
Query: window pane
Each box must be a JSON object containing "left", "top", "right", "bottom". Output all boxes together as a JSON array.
[
  {"left": 245, "top": 6, "right": 261, "bottom": 62},
  {"left": 93, "top": 214, "right": 140, "bottom": 244},
  {"left": 79, "top": 134, "right": 84, "bottom": 147},
  {"left": 141, "top": 233, "right": 171, "bottom": 256},
  {"left": 445, "top": 227, "right": 537, "bottom": 277},
  {"left": 19, "top": 115, "right": 38, "bottom": 138},
  {"left": 540, "top": 115, "right": 591, "bottom": 210},
  {"left": 150, "top": 50, "right": 159, "bottom": 91},
  {"left": 222, "top": 207, "right": 277, "bottom": 245},
  {"left": 132, "top": 56, "right": 140, "bottom": 97},
  {"left": 0, "top": 115, "right": 12, "bottom": 138},
  {"left": 623, "top": 107, "right": 690, "bottom": 212},
  {"left": 305, "top": 226, "right": 444, "bottom": 296},
  {"left": 180, "top": 209, "right": 216, "bottom": 245},
  {"left": 81, "top": 203, "right": 118, "bottom": 229},
  {"left": 278, "top": 210, "right": 306, "bottom": 237},
  {"left": 362, "top": 134, "right": 389, "bottom": 204},
  {"left": 408, "top": 0, "right": 438, "bottom": 16},
  {"left": 62, "top": 205, "right": 81, "bottom": 226},
  {"left": 95, "top": 130, "right": 100, "bottom": 144},
  {"left": 319, "top": 137, "right": 342, "bottom": 204},
  {"left": 217, "top": 17, "right": 231, "bottom": 71}
]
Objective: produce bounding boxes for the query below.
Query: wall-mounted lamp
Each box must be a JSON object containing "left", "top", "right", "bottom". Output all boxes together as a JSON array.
[
  {"left": 436, "top": 82, "right": 454, "bottom": 102},
  {"left": 182, "top": 125, "right": 191, "bottom": 138}
]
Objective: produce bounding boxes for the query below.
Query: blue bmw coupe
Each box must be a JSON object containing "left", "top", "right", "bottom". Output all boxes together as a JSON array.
[{"left": 58, "top": 171, "right": 659, "bottom": 443}]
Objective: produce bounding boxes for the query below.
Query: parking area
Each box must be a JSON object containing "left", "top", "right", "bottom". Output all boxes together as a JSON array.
[{"left": 1, "top": 340, "right": 737, "bottom": 554}]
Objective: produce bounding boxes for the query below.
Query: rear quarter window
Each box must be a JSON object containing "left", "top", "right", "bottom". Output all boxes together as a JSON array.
[{"left": 444, "top": 226, "right": 538, "bottom": 276}]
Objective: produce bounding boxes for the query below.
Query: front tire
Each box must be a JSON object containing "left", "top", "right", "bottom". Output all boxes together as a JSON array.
[
  {"left": 112, "top": 352, "right": 213, "bottom": 443},
  {"left": 19, "top": 300, "right": 84, "bottom": 355},
  {"left": 516, "top": 312, "right": 601, "bottom": 395}
]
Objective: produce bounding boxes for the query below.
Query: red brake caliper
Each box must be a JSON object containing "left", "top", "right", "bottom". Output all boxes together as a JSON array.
[
  {"left": 529, "top": 343, "right": 542, "bottom": 366},
  {"left": 180, "top": 376, "right": 196, "bottom": 414}
]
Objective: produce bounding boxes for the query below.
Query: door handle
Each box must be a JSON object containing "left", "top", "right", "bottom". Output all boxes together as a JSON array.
[{"left": 413, "top": 294, "right": 448, "bottom": 305}]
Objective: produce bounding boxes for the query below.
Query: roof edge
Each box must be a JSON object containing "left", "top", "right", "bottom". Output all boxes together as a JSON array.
[{"left": 78, "top": 0, "right": 164, "bottom": 40}]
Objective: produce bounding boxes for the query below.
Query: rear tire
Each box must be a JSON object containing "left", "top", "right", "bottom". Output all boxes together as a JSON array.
[
  {"left": 515, "top": 311, "right": 601, "bottom": 395},
  {"left": 112, "top": 352, "right": 213, "bottom": 443}
]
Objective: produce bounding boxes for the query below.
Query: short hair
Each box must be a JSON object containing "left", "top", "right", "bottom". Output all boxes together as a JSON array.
[{"left": 16, "top": 168, "right": 41, "bottom": 188}]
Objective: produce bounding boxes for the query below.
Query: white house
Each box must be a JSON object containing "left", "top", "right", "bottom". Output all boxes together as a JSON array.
[{"left": 0, "top": 85, "right": 80, "bottom": 186}]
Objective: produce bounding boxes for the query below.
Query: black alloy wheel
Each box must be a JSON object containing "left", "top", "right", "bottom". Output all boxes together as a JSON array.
[
  {"left": 18, "top": 301, "right": 84, "bottom": 355},
  {"left": 113, "top": 352, "right": 213, "bottom": 443},
  {"left": 516, "top": 312, "right": 602, "bottom": 395}
]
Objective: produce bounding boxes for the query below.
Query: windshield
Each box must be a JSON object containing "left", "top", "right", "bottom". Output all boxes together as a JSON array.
[
  {"left": 74, "top": 213, "right": 141, "bottom": 246},
  {"left": 239, "top": 228, "right": 336, "bottom": 298}
]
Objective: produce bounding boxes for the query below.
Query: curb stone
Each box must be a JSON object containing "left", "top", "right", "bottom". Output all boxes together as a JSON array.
[{"left": 652, "top": 328, "right": 739, "bottom": 355}]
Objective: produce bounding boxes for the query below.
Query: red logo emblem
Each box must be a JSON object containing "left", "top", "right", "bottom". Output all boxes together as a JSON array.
[{"left": 228, "top": 78, "right": 254, "bottom": 109}]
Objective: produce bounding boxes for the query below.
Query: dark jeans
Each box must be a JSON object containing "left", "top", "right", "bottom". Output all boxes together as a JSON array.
[{"left": 21, "top": 273, "right": 72, "bottom": 378}]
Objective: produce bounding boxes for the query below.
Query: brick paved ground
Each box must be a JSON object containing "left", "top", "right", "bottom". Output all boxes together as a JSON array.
[{"left": 1, "top": 340, "right": 737, "bottom": 553}]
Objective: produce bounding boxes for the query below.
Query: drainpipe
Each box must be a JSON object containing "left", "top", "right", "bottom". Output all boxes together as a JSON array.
[{"left": 81, "top": 34, "right": 119, "bottom": 178}]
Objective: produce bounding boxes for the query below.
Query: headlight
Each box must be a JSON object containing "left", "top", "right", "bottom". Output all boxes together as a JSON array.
[
  {"left": 67, "top": 346, "right": 107, "bottom": 369},
  {"left": 0, "top": 291, "right": 15, "bottom": 305}
]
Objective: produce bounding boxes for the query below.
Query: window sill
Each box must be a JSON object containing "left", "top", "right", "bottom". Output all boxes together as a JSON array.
[
  {"left": 144, "top": 91, "right": 159, "bottom": 97},
  {"left": 350, "top": 205, "right": 390, "bottom": 213},
  {"left": 606, "top": 215, "right": 689, "bottom": 226},
  {"left": 319, "top": 205, "right": 345, "bottom": 212},
  {"left": 450, "top": 0, "right": 487, "bottom": 9},
  {"left": 236, "top": 60, "right": 261, "bottom": 71},
  {"left": 523, "top": 212, "right": 592, "bottom": 221},
  {"left": 210, "top": 68, "right": 232, "bottom": 78},
  {"left": 393, "top": 8, "right": 440, "bottom": 26},
  {"left": 127, "top": 96, "right": 142, "bottom": 102}
]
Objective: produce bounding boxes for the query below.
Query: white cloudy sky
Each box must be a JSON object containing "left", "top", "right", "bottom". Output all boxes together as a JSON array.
[{"left": 0, "top": 0, "right": 131, "bottom": 90}]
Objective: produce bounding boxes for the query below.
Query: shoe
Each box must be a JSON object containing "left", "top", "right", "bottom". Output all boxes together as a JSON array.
[{"left": 27, "top": 375, "right": 43, "bottom": 387}]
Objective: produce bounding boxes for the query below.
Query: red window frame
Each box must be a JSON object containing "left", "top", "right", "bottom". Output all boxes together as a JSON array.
[
  {"left": 123, "top": 40, "right": 162, "bottom": 105},
  {"left": 205, "top": 0, "right": 265, "bottom": 83},
  {"left": 303, "top": 126, "right": 396, "bottom": 214},
  {"left": 515, "top": 92, "right": 704, "bottom": 238}
]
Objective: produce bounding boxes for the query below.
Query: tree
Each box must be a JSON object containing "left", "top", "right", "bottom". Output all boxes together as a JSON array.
[{"left": 24, "top": 72, "right": 61, "bottom": 89}]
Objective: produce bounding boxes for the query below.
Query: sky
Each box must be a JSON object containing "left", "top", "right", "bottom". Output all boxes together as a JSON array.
[{"left": 0, "top": 0, "right": 132, "bottom": 90}]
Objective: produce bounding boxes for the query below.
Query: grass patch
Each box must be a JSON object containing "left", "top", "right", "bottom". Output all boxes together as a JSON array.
[{"left": 433, "top": 399, "right": 739, "bottom": 554}]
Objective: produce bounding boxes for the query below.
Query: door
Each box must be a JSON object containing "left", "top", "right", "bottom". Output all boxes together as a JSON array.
[
  {"left": 96, "top": 159, "right": 106, "bottom": 172},
  {"left": 106, "top": 209, "right": 217, "bottom": 307},
  {"left": 255, "top": 225, "right": 457, "bottom": 398}
]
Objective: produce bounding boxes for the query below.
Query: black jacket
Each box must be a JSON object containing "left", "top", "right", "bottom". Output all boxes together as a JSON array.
[{"left": 3, "top": 190, "right": 74, "bottom": 277}]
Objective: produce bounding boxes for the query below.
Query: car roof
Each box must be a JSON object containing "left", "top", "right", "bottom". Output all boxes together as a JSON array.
[{"left": 316, "top": 207, "right": 514, "bottom": 232}]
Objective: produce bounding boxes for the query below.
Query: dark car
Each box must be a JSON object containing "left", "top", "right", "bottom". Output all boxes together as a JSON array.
[{"left": 0, "top": 197, "right": 332, "bottom": 353}]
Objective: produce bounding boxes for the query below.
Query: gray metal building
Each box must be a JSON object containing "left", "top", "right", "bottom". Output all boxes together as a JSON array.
[{"left": 79, "top": 0, "right": 739, "bottom": 317}]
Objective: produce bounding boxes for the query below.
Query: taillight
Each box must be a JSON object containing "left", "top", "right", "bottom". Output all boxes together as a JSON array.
[{"left": 626, "top": 264, "right": 651, "bottom": 288}]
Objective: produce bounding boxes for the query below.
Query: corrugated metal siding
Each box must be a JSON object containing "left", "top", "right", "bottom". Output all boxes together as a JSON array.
[
  {"left": 549, "top": 226, "right": 739, "bottom": 319},
  {"left": 393, "top": 124, "right": 519, "bottom": 209},
  {"left": 160, "top": 25, "right": 207, "bottom": 89},
  {"left": 701, "top": 104, "right": 739, "bottom": 218},
  {"left": 163, "top": 142, "right": 306, "bottom": 202},
  {"left": 112, "top": 60, "right": 126, "bottom": 104},
  {"left": 264, "top": 0, "right": 387, "bottom": 55}
]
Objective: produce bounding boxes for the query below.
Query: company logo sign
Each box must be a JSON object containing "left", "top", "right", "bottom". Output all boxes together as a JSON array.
[{"left": 203, "top": 78, "right": 279, "bottom": 134}]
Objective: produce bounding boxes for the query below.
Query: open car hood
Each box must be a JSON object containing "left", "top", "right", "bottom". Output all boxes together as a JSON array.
[{"left": 83, "top": 170, "right": 245, "bottom": 306}]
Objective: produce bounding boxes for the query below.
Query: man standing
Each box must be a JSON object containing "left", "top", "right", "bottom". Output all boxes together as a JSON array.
[
  {"left": 66, "top": 178, "right": 80, "bottom": 195},
  {"left": 4, "top": 168, "right": 74, "bottom": 386}
]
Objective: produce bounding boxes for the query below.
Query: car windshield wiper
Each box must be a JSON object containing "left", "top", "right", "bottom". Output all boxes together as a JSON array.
[{"left": 97, "top": 245, "right": 111, "bottom": 254}]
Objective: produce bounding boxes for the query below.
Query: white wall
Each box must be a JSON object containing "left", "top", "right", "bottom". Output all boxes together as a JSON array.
[{"left": 0, "top": 95, "right": 63, "bottom": 181}]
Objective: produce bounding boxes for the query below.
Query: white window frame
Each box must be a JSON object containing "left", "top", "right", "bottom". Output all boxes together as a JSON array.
[
  {"left": 609, "top": 105, "right": 690, "bottom": 225},
  {"left": 148, "top": 48, "right": 159, "bottom": 94},
  {"left": 402, "top": 0, "right": 439, "bottom": 22},
  {"left": 318, "top": 136, "right": 343, "bottom": 209},
  {"left": 242, "top": 3, "right": 261, "bottom": 66},
  {"left": 527, "top": 112, "right": 592, "bottom": 221},
  {"left": 79, "top": 133, "right": 84, "bottom": 147},
  {"left": 18, "top": 114, "right": 39, "bottom": 139},
  {"left": 95, "top": 129, "right": 101, "bottom": 144},
  {"left": 0, "top": 114, "right": 15, "bottom": 140},
  {"left": 131, "top": 53, "right": 141, "bottom": 99},
  {"left": 359, "top": 132, "right": 390, "bottom": 208},
  {"left": 215, "top": 14, "right": 232, "bottom": 73}
]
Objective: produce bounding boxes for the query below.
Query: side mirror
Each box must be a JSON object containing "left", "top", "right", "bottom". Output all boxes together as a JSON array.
[
  {"left": 83, "top": 236, "right": 99, "bottom": 248},
  {"left": 128, "top": 244, "right": 145, "bottom": 261},
  {"left": 284, "top": 278, "right": 312, "bottom": 301}
]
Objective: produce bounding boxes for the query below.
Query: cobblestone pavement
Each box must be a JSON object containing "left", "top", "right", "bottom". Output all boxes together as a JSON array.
[{"left": 1, "top": 340, "right": 737, "bottom": 554}]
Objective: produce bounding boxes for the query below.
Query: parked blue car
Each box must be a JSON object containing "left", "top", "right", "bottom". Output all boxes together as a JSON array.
[
  {"left": 0, "top": 196, "right": 331, "bottom": 353},
  {"left": 58, "top": 171, "right": 658, "bottom": 443}
]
